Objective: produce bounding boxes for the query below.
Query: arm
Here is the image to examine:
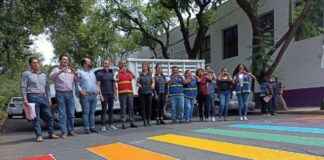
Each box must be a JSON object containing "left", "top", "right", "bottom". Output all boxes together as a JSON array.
[
  {"left": 21, "top": 72, "right": 29, "bottom": 104},
  {"left": 76, "top": 71, "right": 86, "bottom": 96},
  {"left": 49, "top": 67, "right": 64, "bottom": 81}
]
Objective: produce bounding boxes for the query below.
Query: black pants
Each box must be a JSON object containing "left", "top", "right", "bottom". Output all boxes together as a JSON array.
[
  {"left": 140, "top": 94, "right": 152, "bottom": 124},
  {"left": 156, "top": 93, "right": 166, "bottom": 120},
  {"left": 198, "top": 95, "right": 207, "bottom": 120},
  {"left": 260, "top": 96, "right": 274, "bottom": 114},
  {"left": 101, "top": 94, "right": 114, "bottom": 126}
]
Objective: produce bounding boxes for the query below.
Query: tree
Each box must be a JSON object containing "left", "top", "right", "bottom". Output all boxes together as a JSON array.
[
  {"left": 160, "top": 0, "right": 219, "bottom": 59},
  {"left": 106, "top": 0, "right": 174, "bottom": 59},
  {"left": 236, "top": 0, "right": 315, "bottom": 79}
]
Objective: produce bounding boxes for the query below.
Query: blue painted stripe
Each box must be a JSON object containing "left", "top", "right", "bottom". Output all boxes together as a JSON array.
[{"left": 230, "top": 124, "right": 324, "bottom": 134}]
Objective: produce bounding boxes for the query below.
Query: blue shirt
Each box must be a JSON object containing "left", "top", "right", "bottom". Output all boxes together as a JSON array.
[
  {"left": 183, "top": 76, "right": 198, "bottom": 99},
  {"left": 234, "top": 73, "right": 252, "bottom": 93},
  {"left": 77, "top": 69, "right": 97, "bottom": 93},
  {"left": 169, "top": 74, "right": 184, "bottom": 96}
]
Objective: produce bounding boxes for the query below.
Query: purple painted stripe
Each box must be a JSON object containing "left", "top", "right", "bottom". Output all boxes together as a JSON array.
[{"left": 284, "top": 87, "right": 324, "bottom": 107}]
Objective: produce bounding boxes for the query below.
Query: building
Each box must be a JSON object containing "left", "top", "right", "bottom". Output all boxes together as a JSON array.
[{"left": 137, "top": 0, "right": 324, "bottom": 107}]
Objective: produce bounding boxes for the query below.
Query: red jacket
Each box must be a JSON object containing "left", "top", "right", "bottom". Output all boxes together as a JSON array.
[{"left": 117, "top": 70, "right": 134, "bottom": 94}]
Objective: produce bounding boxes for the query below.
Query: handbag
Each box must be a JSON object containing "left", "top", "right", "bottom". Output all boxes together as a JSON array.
[{"left": 263, "top": 95, "right": 272, "bottom": 103}]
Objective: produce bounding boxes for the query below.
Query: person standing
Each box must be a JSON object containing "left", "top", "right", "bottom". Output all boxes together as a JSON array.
[
  {"left": 183, "top": 70, "right": 198, "bottom": 123},
  {"left": 21, "top": 57, "right": 59, "bottom": 142},
  {"left": 168, "top": 66, "right": 185, "bottom": 123},
  {"left": 217, "top": 67, "right": 233, "bottom": 121},
  {"left": 116, "top": 61, "right": 138, "bottom": 129},
  {"left": 138, "top": 63, "right": 154, "bottom": 126},
  {"left": 206, "top": 69, "right": 217, "bottom": 122},
  {"left": 96, "top": 59, "right": 118, "bottom": 131},
  {"left": 154, "top": 63, "right": 167, "bottom": 125},
  {"left": 196, "top": 68, "right": 208, "bottom": 121},
  {"left": 233, "top": 64, "right": 256, "bottom": 121},
  {"left": 76, "top": 57, "right": 99, "bottom": 134},
  {"left": 50, "top": 54, "right": 77, "bottom": 138},
  {"left": 259, "top": 74, "right": 273, "bottom": 115}
]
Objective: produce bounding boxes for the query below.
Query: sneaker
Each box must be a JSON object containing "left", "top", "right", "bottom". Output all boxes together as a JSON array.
[
  {"left": 212, "top": 117, "right": 216, "bottom": 122},
  {"left": 90, "top": 128, "right": 99, "bottom": 133},
  {"left": 60, "top": 134, "right": 67, "bottom": 139},
  {"left": 130, "top": 123, "right": 138, "bottom": 128},
  {"left": 240, "top": 117, "right": 244, "bottom": 121},
  {"left": 36, "top": 136, "right": 44, "bottom": 142},
  {"left": 121, "top": 124, "right": 126, "bottom": 129},
  {"left": 84, "top": 129, "right": 91, "bottom": 134},
  {"left": 244, "top": 116, "right": 248, "bottom": 121},
  {"left": 48, "top": 134, "right": 59, "bottom": 139},
  {"left": 101, "top": 126, "right": 107, "bottom": 132},
  {"left": 68, "top": 131, "right": 77, "bottom": 136},
  {"left": 109, "top": 125, "right": 118, "bottom": 130}
]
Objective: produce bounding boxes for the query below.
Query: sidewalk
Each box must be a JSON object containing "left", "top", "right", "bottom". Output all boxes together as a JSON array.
[{"left": 277, "top": 107, "right": 324, "bottom": 115}]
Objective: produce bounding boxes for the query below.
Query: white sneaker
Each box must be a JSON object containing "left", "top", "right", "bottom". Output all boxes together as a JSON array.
[
  {"left": 240, "top": 117, "right": 244, "bottom": 121},
  {"left": 244, "top": 116, "right": 248, "bottom": 120},
  {"left": 101, "top": 126, "right": 107, "bottom": 132},
  {"left": 110, "top": 125, "right": 118, "bottom": 130},
  {"left": 212, "top": 117, "right": 216, "bottom": 122}
]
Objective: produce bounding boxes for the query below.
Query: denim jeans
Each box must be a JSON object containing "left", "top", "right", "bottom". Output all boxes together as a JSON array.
[
  {"left": 184, "top": 97, "right": 194, "bottom": 122},
  {"left": 219, "top": 91, "right": 231, "bottom": 117},
  {"left": 206, "top": 94, "right": 215, "bottom": 118},
  {"left": 170, "top": 95, "right": 184, "bottom": 122},
  {"left": 119, "top": 94, "right": 134, "bottom": 123},
  {"left": 56, "top": 91, "right": 75, "bottom": 134},
  {"left": 27, "top": 95, "right": 54, "bottom": 137},
  {"left": 80, "top": 95, "right": 97, "bottom": 130},
  {"left": 237, "top": 92, "right": 250, "bottom": 117}
]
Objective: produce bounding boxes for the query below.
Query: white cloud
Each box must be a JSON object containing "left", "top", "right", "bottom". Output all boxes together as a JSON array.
[{"left": 30, "top": 33, "right": 55, "bottom": 65}]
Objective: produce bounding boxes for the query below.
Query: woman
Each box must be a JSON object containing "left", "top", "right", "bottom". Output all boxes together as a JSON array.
[
  {"left": 183, "top": 70, "right": 198, "bottom": 123},
  {"left": 232, "top": 64, "right": 256, "bottom": 121},
  {"left": 206, "top": 69, "right": 217, "bottom": 122},
  {"left": 217, "top": 67, "right": 233, "bottom": 121},
  {"left": 138, "top": 63, "right": 154, "bottom": 126},
  {"left": 196, "top": 68, "right": 208, "bottom": 121},
  {"left": 154, "top": 63, "right": 167, "bottom": 125}
]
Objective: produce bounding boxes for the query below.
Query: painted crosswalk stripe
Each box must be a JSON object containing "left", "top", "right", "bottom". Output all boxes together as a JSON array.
[
  {"left": 149, "top": 134, "right": 324, "bottom": 160},
  {"left": 87, "top": 143, "right": 176, "bottom": 160},
  {"left": 230, "top": 124, "right": 324, "bottom": 134},
  {"left": 195, "top": 128, "right": 324, "bottom": 147},
  {"left": 19, "top": 154, "right": 56, "bottom": 160}
]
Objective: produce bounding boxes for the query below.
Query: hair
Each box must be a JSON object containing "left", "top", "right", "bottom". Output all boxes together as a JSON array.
[
  {"left": 196, "top": 68, "right": 204, "bottom": 77},
  {"left": 118, "top": 61, "right": 126, "bottom": 68},
  {"left": 233, "top": 64, "right": 249, "bottom": 77},
  {"left": 81, "top": 57, "right": 91, "bottom": 66},
  {"left": 142, "top": 62, "right": 151, "bottom": 73},
  {"left": 59, "top": 53, "right": 70, "bottom": 61},
  {"left": 185, "top": 70, "right": 191, "bottom": 76},
  {"left": 28, "top": 57, "right": 39, "bottom": 65}
]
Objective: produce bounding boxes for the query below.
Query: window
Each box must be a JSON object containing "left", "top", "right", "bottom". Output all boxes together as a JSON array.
[
  {"left": 295, "top": 0, "right": 324, "bottom": 41},
  {"left": 259, "top": 11, "right": 274, "bottom": 46},
  {"left": 199, "top": 36, "right": 211, "bottom": 63},
  {"left": 223, "top": 25, "right": 238, "bottom": 59}
]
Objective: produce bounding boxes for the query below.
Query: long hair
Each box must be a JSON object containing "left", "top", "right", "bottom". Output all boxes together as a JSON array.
[
  {"left": 155, "top": 63, "right": 163, "bottom": 76},
  {"left": 142, "top": 62, "right": 151, "bottom": 74},
  {"left": 196, "top": 68, "right": 204, "bottom": 77},
  {"left": 232, "top": 64, "right": 249, "bottom": 77}
]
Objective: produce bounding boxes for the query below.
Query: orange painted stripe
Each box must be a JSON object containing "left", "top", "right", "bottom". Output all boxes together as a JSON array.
[{"left": 87, "top": 143, "right": 176, "bottom": 160}]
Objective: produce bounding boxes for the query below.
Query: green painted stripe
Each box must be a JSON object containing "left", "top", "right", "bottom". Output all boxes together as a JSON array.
[{"left": 195, "top": 128, "right": 324, "bottom": 147}]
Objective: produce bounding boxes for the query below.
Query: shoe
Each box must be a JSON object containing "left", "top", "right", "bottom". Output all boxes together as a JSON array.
[
  {"left": 60, "top": 134, "right": 67, "bottom": 139},
  {"left": 48, "top": 134, "right": 59, "bottom": 139},
  {"left": 90, "top": 128, "right": 99, "bottom": 133},
  {"left": 84, "top": 129, "right": 91, "bottom": 134},
  {"left": 130, "top": 123, "right": 138, "bottom": 128},
  {"left": 212, "top": 117, "right": 216, "bottom": 122},
  {"left": 147, "top": 121, "right": 151, "bottom": 126},
  {"left": 244, "top": 116, "right": 248, "bottom": 121},
  {"left": 240, "top": 117, "right": 244, "bottom": 121},
  {"left": 68, "top": 132, "right": 77, "bottom": 136},
  {"left": 160, "top": 120, "right": 166, "bottom": 125},
  {"left": 36, "top": 136, "right": 44, "bottom": 142},
  {"left": 121, "top": 124, "right": 126, "bottom": 129},
  {"left": 223, "top": 117, "right": 227, "bottom": 121},
  {"left": 156, "top": 120, "right": 161, "bottom": 125},
  {"left": 109, "top": 125, "right": 118, "bottom": 130},
  {"left": 101, "top": 126, "right": 107, "bottom": 132}
]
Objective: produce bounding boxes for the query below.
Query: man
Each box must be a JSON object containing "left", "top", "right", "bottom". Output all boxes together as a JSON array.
[
  {"left": 76, "top": 57, "right": 99, "bottom": 134},
  {"left": 50, "top": 54, "right": 77, "bottom": 138},
  {"left": 96, "top": 59, "right": 118, "bottom": 131},
  {"left": 116, "top": 61, "right": 138, "bottom": 129},
  {"left": 21, "top": 57, "right": 59, "bottom": 142},
  {"left": 168, "top": 66, "right": 185, "bottom": 123}
]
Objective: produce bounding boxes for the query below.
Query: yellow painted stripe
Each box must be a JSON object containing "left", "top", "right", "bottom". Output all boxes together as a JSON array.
[
  {"left": 149, "top": 134, "right": 324, "bottom": 160},
  {"left": 87, "top": 143, "right": 176, "bottom": 160}
]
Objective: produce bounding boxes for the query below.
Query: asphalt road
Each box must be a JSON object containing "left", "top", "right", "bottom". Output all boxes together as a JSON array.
[{"left": 1, "top": 114, "right": 324, "bottom": 160}]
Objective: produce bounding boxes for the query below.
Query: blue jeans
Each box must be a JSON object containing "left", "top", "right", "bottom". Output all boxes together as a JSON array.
[
  {"left": 184, "top": 98, "right": 194, "bottom": 122},
  {"left": 27, "top": 95, "right": 54, "bottom": 137},
  {"left": 219, "top": 91, "right": 231, "bottom": 117},
  {"left": 170, "top": 95, "right": 184, "bottom": 122},
  {"left": 80, "top": 95, "right": 97, "bottom": 130},
  {"left": 206, "top": 94, "right": 215, "bottom": 118},
  {"left": 56, "top": 91, "right": 75, "bottom": 134},
  {"left": 237, "top": 92, "right": 250, "bottom": 117}
]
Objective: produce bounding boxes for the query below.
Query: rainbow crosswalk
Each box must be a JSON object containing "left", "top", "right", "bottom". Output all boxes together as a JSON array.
[{"left": 86, "top": 123, "right": 324, "bottom": 160}]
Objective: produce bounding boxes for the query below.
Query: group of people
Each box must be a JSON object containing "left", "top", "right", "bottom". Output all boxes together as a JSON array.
[{"left": 21, "top": 54, "right": 281, "bottom": 142}]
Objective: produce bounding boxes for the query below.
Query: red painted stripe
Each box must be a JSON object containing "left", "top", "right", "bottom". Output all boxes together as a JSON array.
[{"left": 19, "top": 154, "right": 55, "bottom": 160}]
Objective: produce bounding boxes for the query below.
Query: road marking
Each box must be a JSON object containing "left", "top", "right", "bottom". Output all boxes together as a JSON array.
[
  {"left": 87, "top": 142, "right": 177, "bottom": 160},
  {"left": 230, "top": 124, "right": 324, "bottom": 134},
  {"left": 19, "top": 154, "right": 56, "bottom": 160},
  {"left": 149, "top": 134, "right": 324, "bottom": 160},
  {"left": 195, "top": 128, "right": 324, "bottom": 147}
]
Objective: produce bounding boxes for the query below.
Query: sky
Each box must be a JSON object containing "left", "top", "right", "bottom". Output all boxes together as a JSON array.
[{"left": 30, "top": 33, "right": 55, "bottom": 65}]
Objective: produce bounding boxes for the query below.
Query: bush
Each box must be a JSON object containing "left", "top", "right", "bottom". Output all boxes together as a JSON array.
[{"left": 0, "top": 96, "right": 6, "bottom": 111}]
